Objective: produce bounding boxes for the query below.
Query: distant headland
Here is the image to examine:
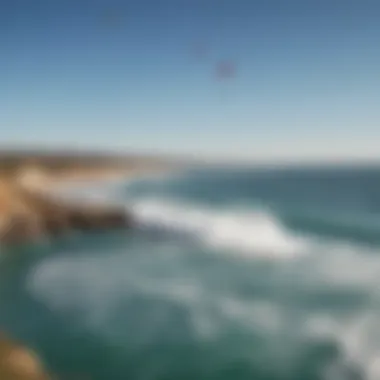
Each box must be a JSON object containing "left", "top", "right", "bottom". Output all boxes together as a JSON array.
[{"left": 0, "top": 148, "right": 180, "bottom": 247}]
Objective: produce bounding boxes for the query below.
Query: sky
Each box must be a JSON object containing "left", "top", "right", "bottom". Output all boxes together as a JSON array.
[{"left": 1, "top": 0, "right": 380, "bottom": 163}]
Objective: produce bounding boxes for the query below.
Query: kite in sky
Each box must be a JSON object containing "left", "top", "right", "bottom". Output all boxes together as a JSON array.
[{"left": 215, "top": 60, "right": 237, "bottom": 80}]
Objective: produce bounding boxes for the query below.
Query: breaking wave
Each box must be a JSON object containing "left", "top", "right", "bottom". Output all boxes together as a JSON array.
[
  {"left": 27, "top": 234, "right": 380, "bottom": 380},
  {"left": 28, "top": 173, "right": 380, "bottom": 379},
  {"left": 130, "top": 198, "right": 308, "bottom": 259}
]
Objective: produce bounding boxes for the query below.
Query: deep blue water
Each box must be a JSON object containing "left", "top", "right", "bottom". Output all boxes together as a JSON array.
[{"left": 2, "top": 166, "right": 380, "bottom": 379}]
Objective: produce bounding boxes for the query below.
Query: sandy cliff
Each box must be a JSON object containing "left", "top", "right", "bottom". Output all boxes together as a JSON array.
[{"left": 0, "top": 164, "right": 133, "bottom": 246}]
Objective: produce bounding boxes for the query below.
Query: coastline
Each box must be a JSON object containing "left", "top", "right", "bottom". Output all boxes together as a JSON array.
[
  {"left": 0, "top": 166, "right": 160, "bottom": 379},
  {"left": 0, "top": 159, "right": 177, "bottom": 379},
  {"left": 0, "top": 164, "right": 167, "bottom": 247},
  {"left": 45, "top": 165, "right": 175, "bottom": 191}
]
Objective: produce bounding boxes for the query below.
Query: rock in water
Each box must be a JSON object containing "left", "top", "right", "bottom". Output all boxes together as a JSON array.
[
  {"left": 0, "top": 334, "right": 51, "bottom": 380},
  {"left": 66, "top": 204, "right": 133, "bottom": 231}
]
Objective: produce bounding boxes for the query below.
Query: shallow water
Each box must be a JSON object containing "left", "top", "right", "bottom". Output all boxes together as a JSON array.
[{"left": 1, "top": 166, "right": 380, "bottom": 379}]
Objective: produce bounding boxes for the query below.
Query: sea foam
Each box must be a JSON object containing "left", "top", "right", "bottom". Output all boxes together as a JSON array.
[{"left": 131, "top": 198, "right": 308, "bottom": 259}]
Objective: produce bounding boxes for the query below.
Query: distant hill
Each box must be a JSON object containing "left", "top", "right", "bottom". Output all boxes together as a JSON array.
[{"left": 0, "top": 148, "right": 180, "bottom": 176}]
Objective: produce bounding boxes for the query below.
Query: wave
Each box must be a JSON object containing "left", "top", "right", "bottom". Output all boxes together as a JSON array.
[
  {"left": 53, "top": 173, "right": 380, "bottom": 254},
  {"left": 24, "top": 175, "right": 380, "bottom": 379},
  {"left": 284, "top": 212, "right": 380, "bottom": 246},
  {"left": 130, "top": 198, "right": 308, "bottom": 259},
  {"left": 27, "top": 237, "right": 380, "bottom": 380}
]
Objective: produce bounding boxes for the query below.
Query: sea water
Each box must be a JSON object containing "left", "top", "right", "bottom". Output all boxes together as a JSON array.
[{"left": 1, "top": 165, "right": 380, "bottom": 379}]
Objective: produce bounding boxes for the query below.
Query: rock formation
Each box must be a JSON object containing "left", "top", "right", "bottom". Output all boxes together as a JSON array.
[
  {"left": 0, "top": 334, "right": 51, "bottom": 380},
  {"left": 0, "top": 165, "right": 133, "bottom": 247}
]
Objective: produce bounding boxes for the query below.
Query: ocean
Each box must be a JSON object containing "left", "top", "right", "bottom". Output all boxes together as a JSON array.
[{"left": 1, "top": 165, "right": 380, "bottom": 380}]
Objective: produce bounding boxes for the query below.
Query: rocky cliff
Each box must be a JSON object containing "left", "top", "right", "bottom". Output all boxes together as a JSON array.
[{"left": 0, "top": 165, "right": 133, "bottom": 247}]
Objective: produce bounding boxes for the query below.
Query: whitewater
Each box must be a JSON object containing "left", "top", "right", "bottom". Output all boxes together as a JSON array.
[{"left": 2, "top": 166, "right": 380, "bottom": 379}]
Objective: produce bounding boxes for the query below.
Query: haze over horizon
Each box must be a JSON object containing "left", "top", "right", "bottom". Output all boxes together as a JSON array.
[{"left": 2, "top": 0, "right": 380, "bottom": 163}]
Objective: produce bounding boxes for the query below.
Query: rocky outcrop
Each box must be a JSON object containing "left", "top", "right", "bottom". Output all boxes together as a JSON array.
[
  {"left": 0, "top": 167, "right": 133, "bottom": 247},
  {"left": 0, "top": 334, "right": 51, "bottom": 380}
]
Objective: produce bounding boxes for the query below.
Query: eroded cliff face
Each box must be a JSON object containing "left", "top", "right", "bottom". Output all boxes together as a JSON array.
[
  {"left": 0, "top": 334, "right": 51, "bottom": 380},
  {"left": 0, "top": 165, "right": 133, "bottom": 247}
]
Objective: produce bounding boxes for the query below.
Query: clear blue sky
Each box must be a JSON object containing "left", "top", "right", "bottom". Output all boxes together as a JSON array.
[{"left": 1, "top": 0, "right": 380, "bottom": 162}]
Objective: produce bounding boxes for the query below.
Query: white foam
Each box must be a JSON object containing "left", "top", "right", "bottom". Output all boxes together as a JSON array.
[
  {"left": 299, "top": 309, "right": 380, "bottom": 380},
  {"left": 294, "top": 243, "right": 380, "bottom": 293},
  {"left": 24, "top": 192, "right": 380, "bottom": 379},
  {"left": 27, "top": 240, "right": 380, "bottom": 379},
  {"left": 218, "top": 297, "right": 283, "bottom": 333},
  {"left": 131, "top": 198, "right": 308, "bottom": 259},
  {"left": 27, "top": 252, "right": 214, "bottom": 338},
  {"left": 28, "top": 255, "right": 286, "bottom": 346}
]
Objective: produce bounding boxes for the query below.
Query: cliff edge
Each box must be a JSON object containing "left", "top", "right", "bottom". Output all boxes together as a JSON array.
[{"left": 0, "top": 164, "right": 133, "bottom": 247}]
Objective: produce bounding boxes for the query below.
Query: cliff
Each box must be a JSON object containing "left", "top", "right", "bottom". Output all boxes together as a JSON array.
[{"left": 0, "top": 164, "right": 133, "bottom": 247}]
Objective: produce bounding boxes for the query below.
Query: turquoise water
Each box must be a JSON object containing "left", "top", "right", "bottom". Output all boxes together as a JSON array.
[{"left": 2, "top": 166, "right": 380, "bottom": 379}]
